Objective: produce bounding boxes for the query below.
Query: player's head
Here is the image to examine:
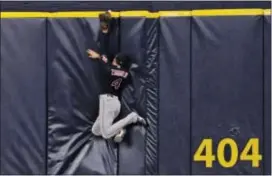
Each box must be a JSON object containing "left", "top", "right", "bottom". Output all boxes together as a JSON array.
[
  {"left": 99, "top": 11, "right": 112, "bottom": 33},
  {"left": 112, "top": 53, "right": 131, "bottom": 70}
]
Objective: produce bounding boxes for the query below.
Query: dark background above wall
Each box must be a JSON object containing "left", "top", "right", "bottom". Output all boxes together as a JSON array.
[{"left": 0, "top": 1, "right": 271, "bottom": 11}]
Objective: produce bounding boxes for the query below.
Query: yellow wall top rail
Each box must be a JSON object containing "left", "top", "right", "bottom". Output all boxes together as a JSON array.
[
  {"left": 192, "top": 9, "right": 265, "bottom": 16},
  {"left": 0, "top": 9, "right": 271, "bottom": 18}
]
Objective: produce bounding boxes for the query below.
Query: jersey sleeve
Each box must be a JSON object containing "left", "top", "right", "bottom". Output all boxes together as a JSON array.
[{"left": 98, "top": 55, "right": 112, "bottom": 73}]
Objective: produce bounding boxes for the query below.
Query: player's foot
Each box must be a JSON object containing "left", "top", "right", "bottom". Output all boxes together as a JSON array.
[
  {"left": 137, "top": 116, "right": 147, "bottom": 126},
  {"left": 113, "top": 129, "right": 126, "bottom": 143},
  {"left": 127, "top": 111, "right": 148, "bottom": 126}
]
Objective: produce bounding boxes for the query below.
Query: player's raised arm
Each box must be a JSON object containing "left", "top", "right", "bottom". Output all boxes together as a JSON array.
[
  {"left": 87, "top": 49, "right": 101, "bottom": 60},
  {"left": 87, "top": 49, "right": 109, "bottom": 65}
]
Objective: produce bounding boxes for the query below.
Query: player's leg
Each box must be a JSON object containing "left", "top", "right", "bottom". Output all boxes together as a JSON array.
[
  {"left": 100, "top": 95, "right": 122, "bottom": 139},
  {"left": 102, "top": 111, "right": 146, "bottom": 139},
  {"left": 91, "top": 115, "right": 101, "bottom": 136},
  {"left": 92, "top": 95, "right": 108, "bottom": 136}
]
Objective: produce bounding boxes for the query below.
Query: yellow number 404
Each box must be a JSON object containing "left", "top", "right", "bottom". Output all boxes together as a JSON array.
[{"left": 193, "top": 138, "right": 262, "bottom": 168}]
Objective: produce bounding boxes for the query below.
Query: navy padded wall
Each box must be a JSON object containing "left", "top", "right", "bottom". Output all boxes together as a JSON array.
[
  {"left": 191, "top": 15, "right": 264, "bottom": 174},
  {"left": 0, "top": 9, "right": 270, "bottom": 175},
  {"left": 118, "top": 16, "right": 146, "bottom": 175},
  {"left": 144, "top": 17, "right": 159, "bottom": 175},
  {"left": 0, "top": 19, "right": 46, "bottom": 174},
  {"left": 47, "top": 18, "right": 117, "bottom": 175},
  {"left": 264, "top": 14, "right": 271, "bottom": 175},
  {"left": 159, "top": 16, "right": 191, "bottom": 175}
]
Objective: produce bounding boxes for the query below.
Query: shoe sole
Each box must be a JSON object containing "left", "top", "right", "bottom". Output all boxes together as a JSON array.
[{"left": 114, "top": 130, "right": 126, "bottom": 143}]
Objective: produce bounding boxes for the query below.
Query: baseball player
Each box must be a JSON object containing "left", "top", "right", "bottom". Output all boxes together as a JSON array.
[{"left": 86, "top": 49, "right": 146, "bottom": 143}]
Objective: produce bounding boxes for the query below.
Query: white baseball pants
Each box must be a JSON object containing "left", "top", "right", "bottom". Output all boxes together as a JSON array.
[{"left": 91, "top": 94, "right": 139, "bottom": 139}]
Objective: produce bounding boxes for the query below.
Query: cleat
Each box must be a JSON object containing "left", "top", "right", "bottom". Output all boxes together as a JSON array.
[
  {"left": 137, "top": 117, "right": 147, "bottom": 126},
  {"left": 113, "top": 129, "right": 126, "bottom": 143}
]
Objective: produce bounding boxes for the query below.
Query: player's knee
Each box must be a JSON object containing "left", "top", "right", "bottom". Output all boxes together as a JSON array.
[
  {"left": 91, "top": 126, "right": 100, "bottom": 136},
  {"left": 92, "top": 130, "right": 100, "bottom": 136},
  {"left": 101, "top": 130, "right": 112, "bottom": 139}
]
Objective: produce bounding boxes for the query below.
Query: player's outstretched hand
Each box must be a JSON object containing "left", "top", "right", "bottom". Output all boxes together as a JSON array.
[{"left": 87, "top": 49, "right": 100, "bottom": 59}]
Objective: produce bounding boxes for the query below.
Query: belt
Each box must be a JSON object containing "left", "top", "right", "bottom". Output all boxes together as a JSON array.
[
  {"left": 106, "top": 94, "right": 114, "bottom": 97},
  {"left": 102, "top": 93, "right": 115, "bottom": 97},
  {"left": 100, "top": 93, "right": 117, "bottom": 98}
]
